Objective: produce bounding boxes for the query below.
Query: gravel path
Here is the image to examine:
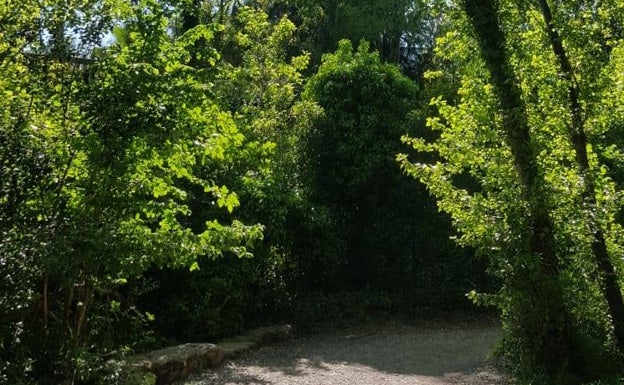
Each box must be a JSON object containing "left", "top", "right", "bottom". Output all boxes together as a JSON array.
[{"left": 181, "top": 320, "right": 510, "bottom": 385}]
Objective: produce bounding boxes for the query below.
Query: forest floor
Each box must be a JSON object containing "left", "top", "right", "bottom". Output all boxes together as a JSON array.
[{"left": 179, "top": 316, "right": 511, "bottom": 385}]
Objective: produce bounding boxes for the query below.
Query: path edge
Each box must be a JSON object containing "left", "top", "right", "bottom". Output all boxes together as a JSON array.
[{"left": 110, "top": 324, "right": 293, "bottom": 385}]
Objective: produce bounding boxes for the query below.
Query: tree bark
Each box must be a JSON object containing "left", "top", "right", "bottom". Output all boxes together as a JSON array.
[
  {"left": 463, "top": 0, "right": 573, "bottom": 376},
  {"left": 536, "top": 0, "right": 624, "bottom": 353}
]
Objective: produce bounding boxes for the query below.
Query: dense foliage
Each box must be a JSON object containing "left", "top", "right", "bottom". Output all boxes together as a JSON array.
[
  {"left": 301, "top": 40, "right": 483, "bottom": 298},
  {"left": 1, "top": 1, "right": 624, "bottom": 384},
  {"left": 401, "top": 0, "right": 624, "bottom": 382}
]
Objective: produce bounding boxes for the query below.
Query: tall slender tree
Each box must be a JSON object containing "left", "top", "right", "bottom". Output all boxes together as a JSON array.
[
  {"left": 462, "top": 0, "right": 573, "bottom": 376},
  {"left": 402, "top": 0, "right": 624, "bottom": 381},
  {"left": 532, "top": 0, "right": 624, "bottom": 352}
]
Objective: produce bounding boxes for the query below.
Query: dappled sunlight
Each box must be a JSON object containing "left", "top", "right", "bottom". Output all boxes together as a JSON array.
[{"left": 183, "top": 321, "right": 508, "bottom": 385}]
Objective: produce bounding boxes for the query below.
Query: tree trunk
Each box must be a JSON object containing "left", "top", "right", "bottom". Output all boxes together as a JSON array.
[
  {"left": 536, "top": 0, "right": 624, "bottom": 353},
  {"left": 463, "top": 0, "right": 573, "bottom": 377}
]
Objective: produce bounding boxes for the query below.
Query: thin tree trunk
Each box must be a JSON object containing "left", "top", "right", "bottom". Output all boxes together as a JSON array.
[
  {"left": 463, "top": 0, "right": 573, "bottom": 376},
  {"left": 63, "top": 284, "right": 75, "bottom": 333},
  {"left": 43, "top": 272, "right": 49, "bottom": 329},
  {"left": 74, "top": 282, "right": 93, "bottom": 347},
  {"left": 536, "top": 0, "right": 624, "bottom": 353}
]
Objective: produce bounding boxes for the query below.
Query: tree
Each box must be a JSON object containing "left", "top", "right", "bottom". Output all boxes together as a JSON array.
[
  {"left": 401, "top": 0, "right": 624, "bottom": 381},
  {"left": 531, "top": 0, "right": 624, "bottom": 353},
  {"left": 0, "top": 1, "right": 263, "bottom": 382},
  {"left": 137, "top": 6, "right": 334, "bottom": 339},
  {"left": 268, "top": 0, "right": 436, "bottom": 76},
  {"left": 303, "top": 40, "right": 463, "bottom": 294}
]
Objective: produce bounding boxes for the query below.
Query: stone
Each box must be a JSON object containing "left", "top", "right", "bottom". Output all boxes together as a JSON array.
[
  {"left": 246, "top": 324, "right": 293, "bottom": 344},
  {"left": 120, "top": 324, "right": 292, "bottom": 385},
  {"left": 217, "top": 324, "right": 293, "bottom": 359},
  {"left": 218, "top": 340, "right": 256, "bottom": 359},
  {"left": 127, "top": 343, "right": 223, "bottom": 385}
]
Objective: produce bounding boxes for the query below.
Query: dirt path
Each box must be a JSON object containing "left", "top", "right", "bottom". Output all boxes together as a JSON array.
[{"left": 180, "top": 320, "right": 510, "bottom": 385}]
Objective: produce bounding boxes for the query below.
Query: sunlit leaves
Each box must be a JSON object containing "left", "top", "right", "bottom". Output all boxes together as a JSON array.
[
  {"left": 400, "top": 27, "right": 522, "bottom": 257},
  {"left": 83, "top": 6, "right": 259, "bottom": 274},
  {"left": 402, "top": 1, "right": 624, "bottom": 379},
  {"left": 207, "top": 6, "right": 316, "bottom": 254},
  {"left": 1, "top": 1, "right": 268, "bottom": 381}
]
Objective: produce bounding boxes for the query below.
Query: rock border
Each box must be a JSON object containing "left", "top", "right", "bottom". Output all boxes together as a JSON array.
[{"left": 120, "top": 324, "right": 293, "bottom": 385}]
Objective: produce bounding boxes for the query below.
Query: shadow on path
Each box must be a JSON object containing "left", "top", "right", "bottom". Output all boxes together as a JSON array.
[{"left": 181, "top": 320, "right": 508, "bottom": 385}]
